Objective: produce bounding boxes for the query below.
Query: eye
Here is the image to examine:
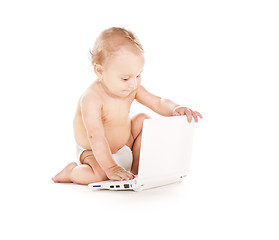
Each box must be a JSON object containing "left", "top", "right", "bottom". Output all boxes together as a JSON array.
[{"left": 122, "top": 78, "right": 129, "bottom": 81}]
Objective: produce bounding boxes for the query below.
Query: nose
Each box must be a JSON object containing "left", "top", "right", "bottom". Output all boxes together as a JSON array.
[{"left": 129, "top": 78, "right": 138, "bottom": 89}]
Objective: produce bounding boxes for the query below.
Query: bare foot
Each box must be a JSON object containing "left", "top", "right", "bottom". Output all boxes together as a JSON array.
[{"left": 52, "top": 162, "right": 78, "bottom": 183}]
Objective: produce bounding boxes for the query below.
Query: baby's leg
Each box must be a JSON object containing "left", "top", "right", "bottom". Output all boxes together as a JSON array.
[
  {"left": 71, "top": 152, "right": 108, "bottom": 184},
  {"left": 52, "top": 151, "right": 108, "bottom": 185},
  {"left": 52, "top": 162, "right": 78, "bottom": 183},
  {"left": 129, "top": 113, "right": 151, "bottom": 174}
]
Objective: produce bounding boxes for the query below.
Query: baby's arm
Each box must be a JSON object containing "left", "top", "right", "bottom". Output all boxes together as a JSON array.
[
  {"left": 80, "top": 93, "right": 134, "bottom": 181},
  {"left": 136, "top": 85, "right": 202, "bottom": 122}
]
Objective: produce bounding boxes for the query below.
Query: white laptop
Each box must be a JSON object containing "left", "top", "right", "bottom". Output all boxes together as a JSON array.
[{"left": 88, "top": 115, "right": 195, "bottom": 191}]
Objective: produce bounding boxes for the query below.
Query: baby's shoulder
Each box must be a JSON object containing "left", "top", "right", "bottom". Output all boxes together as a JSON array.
[{"left": 80, "top": 81, "right": 103, "bottom": 107}]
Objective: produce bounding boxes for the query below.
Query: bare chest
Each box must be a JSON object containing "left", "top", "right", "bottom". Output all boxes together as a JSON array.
[{"left": 101, "top": 96, "right": 134, "bottom": 126}]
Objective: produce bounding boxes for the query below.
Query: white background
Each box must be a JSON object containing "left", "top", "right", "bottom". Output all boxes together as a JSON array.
[{"left": 0, "top": 0, "right": 278, "bottom": 239}]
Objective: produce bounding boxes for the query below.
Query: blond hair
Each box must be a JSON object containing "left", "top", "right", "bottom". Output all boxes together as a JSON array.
[{"left": 89, "top": 27, "right": 144, "bottom": 65}]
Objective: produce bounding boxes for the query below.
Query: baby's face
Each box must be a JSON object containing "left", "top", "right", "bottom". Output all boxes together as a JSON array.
[{"left": 101, "top": 48, "right": 145, "bottom": 98}]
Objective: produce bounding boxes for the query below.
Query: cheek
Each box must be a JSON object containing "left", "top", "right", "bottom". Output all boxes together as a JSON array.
[{"left": 113, "top": 80, "right": 126, "bottom": 91}]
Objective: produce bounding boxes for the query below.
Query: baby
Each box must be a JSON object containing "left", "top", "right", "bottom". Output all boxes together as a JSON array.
[{"left": 52, "top": 27, "right": 202, "bottom": 185}]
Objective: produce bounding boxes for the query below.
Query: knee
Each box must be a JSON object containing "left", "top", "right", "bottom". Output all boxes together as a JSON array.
[
  {"left": 131, "top": 113, "right": 151, "bottom": 139},
  {"left": 70, "top": 165, "right": 94, "bottom": 185},
  {"left": 71, "top": 165, "right": 108, "bottom": 185},
  {"left": 133, "top": 113, "right": 151, "bottom": 125},
  {"left": 70, "top": 166, "right": 86, "bottom": 184}
]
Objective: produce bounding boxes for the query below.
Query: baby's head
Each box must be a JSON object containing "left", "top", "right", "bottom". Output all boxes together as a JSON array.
[
  {"left": 90, "top": 27, "right": 145, "bottom": 97},
  {"left": 90, "top": 27, "right": 144, "bottom": 66}
]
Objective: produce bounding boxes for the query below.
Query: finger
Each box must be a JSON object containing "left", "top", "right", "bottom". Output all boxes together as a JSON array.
[
  {"left": 112, "top": 175, "right": 123, "bottom": 181},
  {"left": 190, "top": 109, "right": 198, "bottom": 122},
  {"left": 126, "top": 171, "right": 135, "bottom": 180},
  {"left": 128, "top": 172, "right": 135, "bottom": 179},
  {"left": 185, "top": 109, "right": 192, "bottom": 123},
  {"left": 196, "top": 111, "right": 203, "bottom": 119},
  {"left": 122, "top": 170, "right": 133, "bottom": 180},
  {"left": 114, "top": 170, "right": 126, "bottom": 180},
  {"left": 119, "top": 172, "right": 130, "bottom": 180},
  {"left": 120, "top": 171, "right": 130, "bottom": 180},
  {"left": 123, "top": 170, "right": 135, "bottom": 180}
]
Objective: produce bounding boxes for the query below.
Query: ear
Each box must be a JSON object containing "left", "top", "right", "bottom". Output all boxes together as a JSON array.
[{"left": 94, "top": 64, "right": 104, "bottom": 79}]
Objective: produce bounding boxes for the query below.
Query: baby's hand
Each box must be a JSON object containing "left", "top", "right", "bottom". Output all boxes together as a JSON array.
[
  {"left": 105, "top": 165, "right": 135, "bottom": 181},
  {"left": 173, "top": 106, "right": 203, "bottom": 123}
]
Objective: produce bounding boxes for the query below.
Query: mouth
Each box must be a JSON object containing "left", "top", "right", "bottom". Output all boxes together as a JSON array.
[{"left": 124, "top": 89, "right": 133, "bottom": 93}]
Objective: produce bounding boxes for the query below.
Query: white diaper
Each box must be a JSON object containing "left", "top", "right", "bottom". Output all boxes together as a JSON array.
[{"left": 76, "top": 145, "right": 133, "bottom": 171}]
